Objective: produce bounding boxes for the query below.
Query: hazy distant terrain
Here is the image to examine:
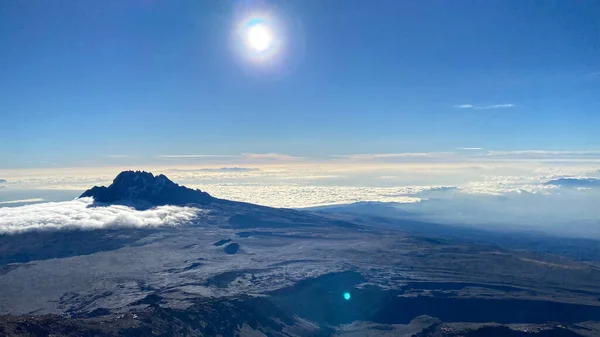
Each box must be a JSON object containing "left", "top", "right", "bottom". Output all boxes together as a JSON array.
[{"left": 309, "top": 201, "right": 600, "bottom": 262}]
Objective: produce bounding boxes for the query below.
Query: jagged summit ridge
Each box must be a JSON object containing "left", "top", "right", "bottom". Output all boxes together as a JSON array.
[{"left": 80, "top": 170, "right": 212, "bottom": 206}]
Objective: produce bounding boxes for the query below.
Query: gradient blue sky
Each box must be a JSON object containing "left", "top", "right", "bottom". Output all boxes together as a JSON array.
[{"left": 1, "top": 0, "right": 599, "bottom": 168}]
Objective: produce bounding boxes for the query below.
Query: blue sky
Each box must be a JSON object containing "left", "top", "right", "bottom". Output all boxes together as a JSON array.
[{"left": 1, "top": 0, "right": 599, "bottom": 168}]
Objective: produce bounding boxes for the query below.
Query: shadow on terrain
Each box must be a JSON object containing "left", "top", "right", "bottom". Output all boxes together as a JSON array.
[
  {"left": 0, "top": 228, "right": 158, "bottom": 265},
  {"left": 271, "top": 271, "right": 600, "bottom": 326},
  {"left": 1, "top": 271, "right": 597, "bottom": 336}
]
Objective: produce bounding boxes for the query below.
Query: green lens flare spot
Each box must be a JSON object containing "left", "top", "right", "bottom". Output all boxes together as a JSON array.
[{"left": 344, "top": 292, "right": 351, "bottom": 300}]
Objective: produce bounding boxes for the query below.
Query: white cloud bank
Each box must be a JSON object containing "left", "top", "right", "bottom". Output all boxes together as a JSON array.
[
  {"left": 200, "top": 185, "right": 429, "bottom": 208},
  {"left": 0, "top": 197, "right": 200, "bottom": 234}
]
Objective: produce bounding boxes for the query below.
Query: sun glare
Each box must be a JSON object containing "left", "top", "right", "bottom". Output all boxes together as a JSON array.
[
  {"left": 233, "top": 13, "right": 283, "bottom": 67},
  {"left": 231, "top": 4, "right": 304, "bottom": 77},
  {"left": 247, "top": 23, "right": 273, "bottom": 52}
]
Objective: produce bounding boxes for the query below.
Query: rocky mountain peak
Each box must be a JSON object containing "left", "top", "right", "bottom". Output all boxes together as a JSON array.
[{"left": 80, "top": 170, "right": 212, "bottom": 206}]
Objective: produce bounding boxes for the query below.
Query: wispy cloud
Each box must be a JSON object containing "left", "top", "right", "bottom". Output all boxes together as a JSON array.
[
  {"left": 156, "top": 153, "right": 300, "bottom": 161},
  {"left": 333, "top": 153, "right": 432, "bottom": 160},
  {"left": 156, "top": 154, "right": 234, "bottom": 159},
  {"left": 453, "top": 103, "right": 515, "bottom": 109},
  {"left": 106, "top": 155, "right": 135, "bottom": 159},
  {"left": 474, "top": 150, "right": 600, "bottom": 163},
  {"left": 485, "top": 150, "right": 600, "bottom": 156},
  {"left": 167, "top": 167, "right": 260, "bottom": 173},
  {"left": 241, "top": 153, "right": 301, "bottom": 161},
  {"left": 476, "top": 104, "right": 515, "bottom": 109},
  {"left": 331, "top": 150, "right": 600, "bottom": 163},
  {"left": 0, "top": 198, "right": 45, "bottom": 205}
]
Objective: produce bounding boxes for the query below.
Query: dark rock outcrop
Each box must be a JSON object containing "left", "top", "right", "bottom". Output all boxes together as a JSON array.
[{"left": 224, "top": 243, "right": 240, "bottom": 254}]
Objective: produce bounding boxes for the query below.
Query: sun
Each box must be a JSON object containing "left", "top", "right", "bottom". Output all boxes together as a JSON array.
[
  {"left": 231, "top": 10, "right": 289, "bottom": 69},
  {"left": 246, "top": 23, "right": 274, "bottom": 52}
]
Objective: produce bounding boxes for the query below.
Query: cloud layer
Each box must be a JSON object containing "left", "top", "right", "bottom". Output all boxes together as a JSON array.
[
  {"left": 1, "top": 149, "right": 599, "bottom": 237},
  {"left": 201, "top": 185, "right": 431, "bottom": 208},
  {"left": 0, "top": 198, "right": 200, "bottom": 234}
]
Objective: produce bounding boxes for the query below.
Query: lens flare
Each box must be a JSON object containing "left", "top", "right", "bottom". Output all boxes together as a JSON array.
[{"left": 344, "top": 292, "right": 351, "bottom": 300}]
